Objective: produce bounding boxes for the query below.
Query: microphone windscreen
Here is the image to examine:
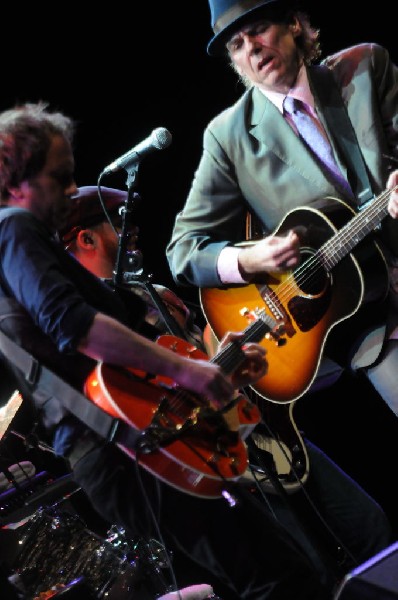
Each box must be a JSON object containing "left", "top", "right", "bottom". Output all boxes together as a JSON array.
[{"left": 153, "top": 127, "right": 172, "bottom": 150}]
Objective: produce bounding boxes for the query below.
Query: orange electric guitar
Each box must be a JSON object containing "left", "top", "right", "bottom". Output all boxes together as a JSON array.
[
  {"left": 200, "top": 190, "right": 396, "bottom": 404},
  {"left": 85, "top": 310, "right": 281, "bottom": 499}
]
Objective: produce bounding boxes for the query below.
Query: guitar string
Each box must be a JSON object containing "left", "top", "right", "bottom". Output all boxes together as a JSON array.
[
  {"left": 260, "top": 186, "right": 396, "bottom": 310},
  {"left": 265, "top": 185, "right": 395, "bottom": 304}
]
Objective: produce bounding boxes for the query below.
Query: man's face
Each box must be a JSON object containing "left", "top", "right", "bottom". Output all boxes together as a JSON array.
[
  {"left": 15, "top": 134, "right": 77, "bottom": 231},
  {"left": 226, "top": 17, "right": 302, "bottom": 93}
]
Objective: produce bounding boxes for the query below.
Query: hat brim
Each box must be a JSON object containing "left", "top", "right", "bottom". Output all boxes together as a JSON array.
[{"left": 207, "top": 0, "right": 288, "bottom": 56}]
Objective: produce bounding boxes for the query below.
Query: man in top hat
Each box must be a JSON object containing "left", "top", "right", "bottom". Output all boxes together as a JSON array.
[
  {"left": 166, "top": 0, "right": 398, "bottom": 591},
  {"left": 167, "top": 0, "right": 398, "bottom": 410}
]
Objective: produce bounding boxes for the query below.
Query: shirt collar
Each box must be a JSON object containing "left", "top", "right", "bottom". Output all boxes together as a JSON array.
[{"left": 258, "top": 64, "right": 315, "bottom": 114}]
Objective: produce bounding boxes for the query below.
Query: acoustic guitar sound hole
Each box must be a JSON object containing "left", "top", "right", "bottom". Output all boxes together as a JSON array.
[{"left": 295, "top": 247, "right": 330, "bottom": 296}]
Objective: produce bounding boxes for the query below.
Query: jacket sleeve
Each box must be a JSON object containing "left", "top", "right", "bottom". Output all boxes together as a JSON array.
[{"left": 166, "top": 124, "right": 249, "bottom": 288}]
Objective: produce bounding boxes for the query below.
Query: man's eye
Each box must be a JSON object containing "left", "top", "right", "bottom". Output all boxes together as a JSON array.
[
  {"left": 255, "top": 25, "right": 266, "bottom": 34},
  {"left": 228, "top": 37, "right": 242, "bottom": 52},
  {"left": 250, "top": 21, "right": 270, "bottom": 36}
]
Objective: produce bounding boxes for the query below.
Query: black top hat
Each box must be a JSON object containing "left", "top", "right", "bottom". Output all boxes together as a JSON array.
[{"left": 207, "top": 0, "right": 290, "bottom": 56}]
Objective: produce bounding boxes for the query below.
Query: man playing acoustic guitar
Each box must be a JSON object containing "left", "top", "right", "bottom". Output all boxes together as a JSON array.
[
  {"left": 166, "top": 0, "right": 398, "bottom": 453},
  {"left": 165, "top": 0, "right": 398, "bottom": 596}
]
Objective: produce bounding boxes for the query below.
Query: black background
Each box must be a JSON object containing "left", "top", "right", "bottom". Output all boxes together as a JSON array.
[{"left": 1, "top": 1, "right": 398, "bottom": 551}]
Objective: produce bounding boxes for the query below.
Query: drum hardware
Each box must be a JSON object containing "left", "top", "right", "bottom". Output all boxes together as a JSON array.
[
  {"left": 8, "top": 508, "right": 183, "bottom": 600},
  {"left": 0, "top": 472, "right": 79, "bottom": 527},
  {"left": 105, "top": 527, "right": 175, "bottom": 598},
  {"left": 10, "top": 507, "right": 141, "bottom": 599}
]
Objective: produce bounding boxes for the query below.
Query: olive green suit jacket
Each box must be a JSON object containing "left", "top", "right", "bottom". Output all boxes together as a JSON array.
[{"left": 167, "top": 43, "right": 398, "bottom": 367}]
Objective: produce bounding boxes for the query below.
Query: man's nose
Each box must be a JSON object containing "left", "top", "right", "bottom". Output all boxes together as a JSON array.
[{"left": 243, "top": 33, "right": 262, "bottom": 54}]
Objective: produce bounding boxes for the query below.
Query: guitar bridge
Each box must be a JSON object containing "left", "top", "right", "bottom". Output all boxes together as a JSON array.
[{"left": 239, "top": 307, "right": 287, "bottom": 344}]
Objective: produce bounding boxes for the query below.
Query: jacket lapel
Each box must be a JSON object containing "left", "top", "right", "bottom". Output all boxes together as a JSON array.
[{"left": 249, "top": 87, "right": 335, "bottom": 192}]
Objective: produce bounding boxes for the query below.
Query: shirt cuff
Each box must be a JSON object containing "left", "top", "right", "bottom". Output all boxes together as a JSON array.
[{"left": 217, "top": 246, "right": 247, "bottom": 284}]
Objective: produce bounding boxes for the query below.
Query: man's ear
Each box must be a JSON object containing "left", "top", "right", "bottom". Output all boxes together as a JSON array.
[
  {"left": 76, "top": 228, "right": 95, "bottom": 249},
  {"left": 7, "top": 186, "right": 24, "bottom": 202},
  {"left": 290, "top": 17, "right": 302, "bottom": 37}
]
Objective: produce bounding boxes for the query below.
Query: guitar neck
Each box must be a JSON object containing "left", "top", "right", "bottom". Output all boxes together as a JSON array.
[
  {"left": 321, "top": 185, "right": 397, "bottom": 270},
  {"left": 211, "top": 310, "right": 277, "bottom": 375}
]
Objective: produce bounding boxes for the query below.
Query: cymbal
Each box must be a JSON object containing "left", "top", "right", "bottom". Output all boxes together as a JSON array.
[{"left": 0, "top": 390, "right": 23, "bottom": 441}]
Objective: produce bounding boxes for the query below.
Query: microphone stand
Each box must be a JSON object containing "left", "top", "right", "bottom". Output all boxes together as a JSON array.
[
  {"left": 111, "top": 166, "right": 187, "bottom": 340},
  {"left": 113, "top": 165, "right": 141, "bottom": 288}
]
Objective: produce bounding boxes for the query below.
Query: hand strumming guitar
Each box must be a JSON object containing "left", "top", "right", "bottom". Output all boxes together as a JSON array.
[{"left": 237, "top": 230, "right": 301, "bottom": 281}]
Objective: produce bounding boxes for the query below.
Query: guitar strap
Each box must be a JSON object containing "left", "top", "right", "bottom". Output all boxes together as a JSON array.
[
  {"left": 0, "top": 315, "right": 142, "bottom": 452},
  {"left": 310, "top": 65, "right": 374, "bottom": 207}
]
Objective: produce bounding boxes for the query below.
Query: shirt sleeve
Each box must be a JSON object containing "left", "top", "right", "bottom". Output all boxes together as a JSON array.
[
  {"left": 0, "top": 210, "right": 97, "bottom": 353},
  {"left": 217, "top": 246, "right": 247, "bottom": 284}
]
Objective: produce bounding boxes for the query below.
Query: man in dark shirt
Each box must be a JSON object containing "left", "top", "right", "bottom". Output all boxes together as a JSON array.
[{"left": 0, "top": 101, "right": 392, "bottom": 600}]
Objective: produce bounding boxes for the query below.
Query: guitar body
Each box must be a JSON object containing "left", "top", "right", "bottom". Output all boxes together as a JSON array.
[
  {"left": 201, "top": 197, "right": 389, "bottom": 403},
  {"left": 85, "top": 335, "right": 261, "bottom": 499}
]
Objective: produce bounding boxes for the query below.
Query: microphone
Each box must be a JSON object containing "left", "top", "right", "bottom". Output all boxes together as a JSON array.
[{"left": 101, "top": 127, "right": 172, "bottom": 175}]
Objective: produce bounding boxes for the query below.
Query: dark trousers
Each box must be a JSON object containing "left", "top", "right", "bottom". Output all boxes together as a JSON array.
[{"left": 71, "top": 438, "right": 391, "bottom": 600}]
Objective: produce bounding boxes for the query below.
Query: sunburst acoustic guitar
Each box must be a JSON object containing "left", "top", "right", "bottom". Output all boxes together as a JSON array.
[{"left": 200, "top": 188, "right": 397, "bottom": 404}]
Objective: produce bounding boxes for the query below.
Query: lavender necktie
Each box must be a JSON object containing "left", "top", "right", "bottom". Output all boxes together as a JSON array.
[{"left": 283, "top": 96, "right": 353, "bottom": 199}]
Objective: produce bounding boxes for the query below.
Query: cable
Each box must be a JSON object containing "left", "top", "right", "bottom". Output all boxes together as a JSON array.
[
  {"left": 133, "top": 457, "right": 182, "bottom": 599},
  {"left": 243, "top": 388, "right": 359, "bottom": 571}
]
